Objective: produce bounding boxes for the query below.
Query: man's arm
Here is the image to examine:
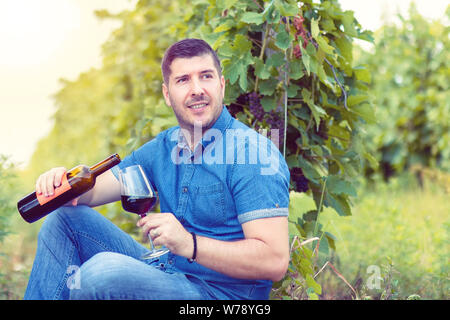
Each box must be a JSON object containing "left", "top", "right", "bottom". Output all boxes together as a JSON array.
[
  {"left": 139, "top": 214, "right": 290, "bottom": 282},
  {"left": 77, "top": 169, "right": 121, "bottom": 207},
  {"left": 195, "top": 216, "right": 290, "bottom": 282}
]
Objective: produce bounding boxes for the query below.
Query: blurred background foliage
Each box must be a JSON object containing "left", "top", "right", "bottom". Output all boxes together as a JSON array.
[
  {"left": 1, "top": 0, "right": 448, "bottom": 299},
  {"left": 358, "top": 4, "right": 450, "bottom": 182}
]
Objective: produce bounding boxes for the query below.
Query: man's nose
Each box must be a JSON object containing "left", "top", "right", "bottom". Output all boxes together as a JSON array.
[{"left": 190, "top": 78, "right": 205, "bottom": 96}]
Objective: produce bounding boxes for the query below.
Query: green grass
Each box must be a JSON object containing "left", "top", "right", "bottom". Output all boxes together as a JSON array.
[{"left": 289, "top": 174, "right": 449, "bottom": 299}]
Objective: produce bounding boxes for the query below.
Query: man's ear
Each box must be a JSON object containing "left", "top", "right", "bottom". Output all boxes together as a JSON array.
[
  {"left": 162, "top": 82, "right": 172, "bottom": 107},
  {"left": 220, "top": 75, "right": 226, "bottom": 98}
]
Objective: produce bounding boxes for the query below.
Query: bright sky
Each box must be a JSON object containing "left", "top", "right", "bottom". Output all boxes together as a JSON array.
[
  {"left": 0, "top": 0, "right": 137, "bottom": 168},
  {"left": 339, "top": 0, "right": 449, "bottom": 31},
  {"left": 0, "top": 0, "right": 448, "bottom": 168}
]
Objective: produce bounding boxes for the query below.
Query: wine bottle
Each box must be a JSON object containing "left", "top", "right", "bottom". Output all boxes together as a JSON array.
[{"left": 17, "top": 153, "right": 121, "bottom": 223}]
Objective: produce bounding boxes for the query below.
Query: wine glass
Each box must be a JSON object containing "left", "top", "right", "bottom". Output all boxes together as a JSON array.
[{"left": 118, "top": 165, "right": 169, "bottom": 259}]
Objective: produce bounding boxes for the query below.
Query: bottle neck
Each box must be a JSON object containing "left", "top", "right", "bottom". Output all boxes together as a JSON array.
[{"left": 90, "top": 154, "right": 121, "bottom": 177}]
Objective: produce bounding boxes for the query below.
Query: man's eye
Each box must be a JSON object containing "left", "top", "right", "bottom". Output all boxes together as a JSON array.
[
  {"left": 176, "top": 77, "right": 188, "bottom": 84},
  {"left": 202, "top": 74, "right": 213, "bottom": 79}
]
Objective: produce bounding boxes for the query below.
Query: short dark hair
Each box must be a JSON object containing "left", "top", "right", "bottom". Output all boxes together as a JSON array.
[{"left": 161, "top": 38, "right": 222, "bottom": 84}]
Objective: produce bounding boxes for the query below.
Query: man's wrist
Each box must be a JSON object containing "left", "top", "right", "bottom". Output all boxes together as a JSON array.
[{"left": 188, "top": 232, "right": 197, "bottom": 263}]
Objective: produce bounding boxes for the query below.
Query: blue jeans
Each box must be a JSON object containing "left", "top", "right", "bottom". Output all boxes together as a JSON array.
[{"left": 24, "top": 206, "right": 214, "bottom": 300}]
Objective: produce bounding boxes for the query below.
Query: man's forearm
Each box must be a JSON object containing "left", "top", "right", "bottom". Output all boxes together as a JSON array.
[
  {"left": 76, "top": 170, "right": 121, "bottom": 207},
  {"left": 194, "top": 235, "right": 288, "bottom": 282}
]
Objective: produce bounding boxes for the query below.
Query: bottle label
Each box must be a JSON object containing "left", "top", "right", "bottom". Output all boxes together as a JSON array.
[{"left": 37, "top": 174, "right": 72, "bottom": 205}]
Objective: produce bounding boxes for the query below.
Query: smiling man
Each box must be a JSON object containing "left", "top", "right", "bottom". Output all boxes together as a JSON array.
[
  {"left": 25, "top": 39, "right": 290, "bottom": 300},
  {"left": 161, "top": 41, "right": 226, "bottom": 150}
]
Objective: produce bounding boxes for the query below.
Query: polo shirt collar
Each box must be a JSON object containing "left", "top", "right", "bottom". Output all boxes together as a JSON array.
[{"left": 209, "top": 105, "right": 233, "bottom": 134}]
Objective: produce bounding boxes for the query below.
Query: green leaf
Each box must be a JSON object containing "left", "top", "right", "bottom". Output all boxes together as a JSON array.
[
  {"left": 215, "top": 0, "right": 239, "bottom": 10},
  {"left": 316, "top": 36, "right": 335, "bottom": 55},
  {"left": 352, "top": 103, "right": 376, "bottom": 124},
  {"left": 221, "top": 35, "right": 254, "bottom": 91},
  {"left": 320, "top": 18, "right": 336, "bottom": 32},
  {"left": 274, "top": 0, "right": 299, "bottom": 17},
  {"left": 325, "top": 192, "right": 352, "bottom": 216},
  {"left": 302, "top": 246, "right": 314, "bottom": 260},
  {"left": 311, "top": 17, "right": 320, "bottom": 38},
  {"left": 301, "top": 47, "right": 311, "bottom": 76},
  {"left": 347, "top": 94, "right": 369, "bottom": 107},
  {"left": 222, "top": 59, "right": 242, "bottom": 84},
  {"left": 335, "top": 35, "right": 353, "bottom": 62},
  {"left": 241, "top": 11, "right": 265, "bottom": 25},
  {"left": 341, "top": 11, "right": 357, "bottom": 37},
  {"left": 267, "top": 52, "right": 286, "bottom": 68},
  {"left": 234, "top": 34, "right": 252, "bottom": 54},
  {"left": 287, "top": 83, "right": 301, "bottom": 98},
  {"left": 295, "top": 223, "right": 306, "bottom": 238},
  {"left": 223, "top": 0, "right": 239, "bottom": 9},
  {"left": 298, "top": 155, "right": 321, "bottom": 183},
  {"left": 302, "top": 210, "right": 318, "bottom": 221},
  {"left": 326, "top": 175, "right": 357, "bottom": 197},
  {"left": 254, "top": 58, "right": 272, "bottom": 80},
  {"left": 260, "top": 96, "right": 277, "bottom": 112},
  {"left": 306, "top": 42, "right": 316, "bottom": 56},
  {"left": 263, "top": 0, "right": 280, "bottom": 23},
  {"left": 299, "top": 257, "right": 313, "bottom": 275},
  {"left": 259, "top": 78, "right": 279, "bottom": 95},
  {"left": 308, "top": 292, "right": 319, "bottom": 300},
  {"left": 302, "top": 89, "right": 326, "bottom": 129},
  {"left": 318, "top": 236, "right": 329, "bottom": 255},
  {"left": 316, "top": 63, "right": 333, "bottom": 89},
  {"left": 218, "top": 41, "right": 234, "bottom": 58},
  {"left": 289, "top": 60, "right": 304, "bottom": 80},
  {"left": 275, "top": 27, "right": 294, "bottom": 51},
  {"left": 364, "top": 151, "right": 379, "bottom": 169},
  {"left": 239, "top": 70, "right": 248, "bottom": 91},
  {"left": 324, "top": 232, "right": 337, "bottom": 250},
  {"left": 306, "top": 274, "right": 322, "bottom": 295},
  {"left": 328, "top": 122, "right": 351, "bottom": 140},
  {"left": 353, "top": 65, "right": 371, "bottom": 83},
  {"left": 213, "top": 19, "right": 234, "bottom": 33}
]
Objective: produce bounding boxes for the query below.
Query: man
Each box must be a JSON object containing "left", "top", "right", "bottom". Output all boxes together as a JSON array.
[{"left": 25, "top": 38, "right": 290, "bottom": 300}]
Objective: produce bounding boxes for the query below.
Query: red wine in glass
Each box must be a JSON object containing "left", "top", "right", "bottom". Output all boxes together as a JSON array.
[
  {"left": 121, "top": 195, "right": 157, "bottom": 218},
  {"left": 118, "top": 165, "right": 169, "bottom": 259}
]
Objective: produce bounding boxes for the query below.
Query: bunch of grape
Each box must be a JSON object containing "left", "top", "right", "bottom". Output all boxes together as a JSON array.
[
  {"left": 228, "top": 93, "right": 246, "bottom": 118},
  {"left": 292, "top": 14, "right": 310, "bottom": 59},
  {"left": 290, "top": 167, "right": 309, "bottom": 193},
  {"left": 247, "top": 92, "right": 265, "bottom": 122},
  {"left": 266, "top": 110, "right": 285, "bottom": 150}
]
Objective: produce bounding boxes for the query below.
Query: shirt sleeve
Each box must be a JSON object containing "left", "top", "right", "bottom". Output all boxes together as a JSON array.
[
  {"left": 110, "top": 152, "right": 138, "bottom": 181},
  {"left": 230, "top": 136, "right": 290, "bottom": 225}
]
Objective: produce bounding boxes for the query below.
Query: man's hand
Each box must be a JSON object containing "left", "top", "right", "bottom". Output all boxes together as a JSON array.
[
  {"left": 35, "top": 167, "right": 78, "bottom": 206},
  {"left": 137, "top": 213, "right": 194, "bottom": 258}
]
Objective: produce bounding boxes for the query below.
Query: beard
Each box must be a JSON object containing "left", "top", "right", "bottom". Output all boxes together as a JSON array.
[{"left": 169, "top": 94, "right": 223, "bottom": 132}]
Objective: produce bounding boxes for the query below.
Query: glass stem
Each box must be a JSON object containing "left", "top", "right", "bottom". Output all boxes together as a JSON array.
[
  {"left": 147, "top": 233, "right": 156, "bottom": 251},
  {"left": 140, "top": 213, "right": 156, "bottom": 252}
]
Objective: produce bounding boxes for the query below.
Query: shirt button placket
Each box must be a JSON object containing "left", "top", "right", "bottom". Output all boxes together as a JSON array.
[{"left": 177, "top": 164, "right": 195, "bottom": 223}]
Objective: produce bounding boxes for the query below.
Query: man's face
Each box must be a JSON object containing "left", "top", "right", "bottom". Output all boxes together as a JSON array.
[{"left": 162, "top": 54, "right": 225, "bottom": 133}]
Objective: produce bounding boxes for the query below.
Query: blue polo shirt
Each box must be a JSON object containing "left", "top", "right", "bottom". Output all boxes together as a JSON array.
[{"left": 112, "top": 106, "right": 290, "bottom": 299}]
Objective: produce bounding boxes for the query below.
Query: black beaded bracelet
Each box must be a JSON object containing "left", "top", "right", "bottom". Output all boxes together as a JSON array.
[{"left": 188, "top": 232, "right": 197, "bottom": 263}]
